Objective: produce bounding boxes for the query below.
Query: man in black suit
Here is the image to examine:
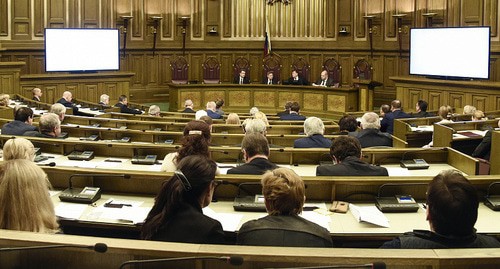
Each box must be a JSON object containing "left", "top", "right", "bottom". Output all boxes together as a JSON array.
[
  {"left": 412, "top": 100, "right": 432, "bottom": 118},
  {"left": 312, "top": 70, "right": 334, "bottom": 87},
  {"left": 114, "top": 95, "right": 143, "bottom": 115},
  {"left": 294, "top": 117, "right": 332, "bottom": 148},
  {"left": 349, "top": 112, "right": 392, "bottom": 148},
  {"left": 181, "top": 99, "right": 196, "bottom": 113},
  {"left": 233, "top": 70, "right": 250, "bottom": 84},
  {"left": 276, "top": 101, "right": 292, "bottom": 117},
  {"left": 262, "top": 71, "right": 278, "bottom": 85},
  {"left": 227, "top": 133, "right": 277, "bottom": 175},
  {"left": 286, "top": 70, "right": 308, "bottom": 85},
  {"left": 380, "top": 99, "right": 411, "bottom": 134},
  {"left": 279, "top": 102, "right": 306, "bottom": 121},
  {"left": 23, "top": 113, "right": 61, "bottom": 138},
  {"left": 471, "top": 120, "right": 500, "bottom": 161},
  {"left": 316, "top": 136, "right": 388, "bottom": 176},
  {"left": 32, "top": 87, "right": 42, "bottom": 102},
  {"left": 1, "top": 107, "right": 37, "bottom": 135},
  {"left": 57, "top": 91, "right": 79, "bottom": 113}
]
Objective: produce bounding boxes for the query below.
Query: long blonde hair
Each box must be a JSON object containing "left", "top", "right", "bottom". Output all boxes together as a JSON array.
[
  {"left": 3, "top": 138, "right": 36, "bottom": 161},
  {"left": 0, "top": 159, "right": 58, "bottom": 233}
]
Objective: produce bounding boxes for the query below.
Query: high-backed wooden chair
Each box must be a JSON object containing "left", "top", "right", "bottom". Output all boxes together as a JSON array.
[
  {"left": 170, "top": 56, "right": 189, "bottom": 84},
  {"left": 323, "top": 58, "right": 342, "bottom": 86},
  {"left": 262, "top": 53, "right": 282, "bottom": 83},
  {"left": 353, "top": 59, "right": 373, "bottom": 80},
  {"left": 233, "top": 57, "right": 251, "bottom": 80},
  {"left": 291, "top": 57, "right": 310, "bottom": 83},
  {"left": 203, "top": 57, "right": 221, "bottom": 84}
]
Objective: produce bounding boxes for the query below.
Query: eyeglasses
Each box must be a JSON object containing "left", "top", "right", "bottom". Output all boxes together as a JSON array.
[{"left": 174, "top": 170, "right": 192, "bottom": 191}]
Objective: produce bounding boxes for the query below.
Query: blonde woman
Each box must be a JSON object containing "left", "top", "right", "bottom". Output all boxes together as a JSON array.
[
  {"left": 0, "top": 94, "right": 10, "bottom": 107},
  {"left": 226, "top": 113, "right": 240, "bottom": 125},
  {"left": 0, "top": 159, "right": 59, "bottom": 233},
  {"left": 253, "top": 111, "right": 269, "bottom": 126},
  {"left": 3, "top": 138, "right": 36, "bottom": 161}
]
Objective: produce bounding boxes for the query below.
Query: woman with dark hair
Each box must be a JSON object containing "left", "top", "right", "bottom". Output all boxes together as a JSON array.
[
  {"left": 161, "top": 120, "right": 211, "bottom": 172},
  {"left": 142, "top": 155, "right": 224, "bottom": 244}
]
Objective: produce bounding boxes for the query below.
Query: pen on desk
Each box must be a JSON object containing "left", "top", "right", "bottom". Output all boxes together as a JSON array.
[{"left": 422, "top": 203, "right": 427, "bottom": 209}]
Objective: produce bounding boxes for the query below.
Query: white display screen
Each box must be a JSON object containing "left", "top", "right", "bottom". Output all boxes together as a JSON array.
[
  {"left": 45, "top": 28, "right": 120, "bottom": 72},
  {"left": 410, "top": 27, "right": 490, "bottom": 79}
]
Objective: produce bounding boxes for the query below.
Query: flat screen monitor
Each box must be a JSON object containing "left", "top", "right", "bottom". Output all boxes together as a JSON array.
[
  {"left": 409, "top": 27, "right": 490, "bottom": 80},
  {"left": 45, "top": 28, "right": 120, "bottom": 72}
]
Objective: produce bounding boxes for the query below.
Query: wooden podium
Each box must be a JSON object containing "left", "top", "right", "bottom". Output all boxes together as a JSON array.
[{"left": 353, "top": 78, "right": 382, "bottom": 111}]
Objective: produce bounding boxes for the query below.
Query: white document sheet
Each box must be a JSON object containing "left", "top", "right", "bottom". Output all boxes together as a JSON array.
[
  {"left": 203, "top": 207, "right": 243, "bottom": 232},
  {"left": 349, "top": 204, "right": 390, "bottom": 228}
]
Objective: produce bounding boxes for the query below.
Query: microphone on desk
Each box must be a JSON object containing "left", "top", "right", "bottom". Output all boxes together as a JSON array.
[
  {"left": 119, "top": 255, "right": 244, "bottom": 269},
  {"left": 0, "top": 242, "right": 108, "bottom": 253},
  {"left": 37, "top": 162, "right": 56, "bottom": 167},
  {"left": 265, "top": 261, "right": 386, "bottom": 269},
  {"left": 59, "top": 174, "right": 130, "bottom": 204}
]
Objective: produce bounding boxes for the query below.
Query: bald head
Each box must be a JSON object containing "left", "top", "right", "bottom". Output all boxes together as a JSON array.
[{"left": 62, "top": 91, "right": 72, "bottom": 102}]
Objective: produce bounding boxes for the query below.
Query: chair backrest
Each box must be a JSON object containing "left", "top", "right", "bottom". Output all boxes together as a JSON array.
[
  {"left": 234, "top": 57, "right": 251, "bottom": 80},
  {"left": 353, "top": 59, "right": 372, "bottom": 80},
  {"left": 291, "top": 57, "right": 310, "bottom": 82},
  {"left": 322, "top": 58, "right": 342, "bottom": 86},
  {"left": 170, "top": 56, "right": 189, "bottom": 84},
  {"left": 203, "top": 57, "right": 221, "bottom": 84},
  {"left": 263, "top": 53, "right": 282, "bottom": 82}
]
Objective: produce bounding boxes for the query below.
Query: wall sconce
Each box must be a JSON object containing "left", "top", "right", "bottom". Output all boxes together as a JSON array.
[
  {"left": 149, "top": 16, "right": 163, "bottom": 56},
  {"left": 363, "top": 15, "right": 376, "bottom": 58},
  {"left": 422, "top": 12, "right": 437, "bottom": 28},
  {"left": 119, "top": 15, "right": 133, "bottom": 58},
  {"left": 392, "top": 14, "right": 406, "bottom": 57},
  {"left": 178, "top": 16, "right": 190, "bottom": 56}
]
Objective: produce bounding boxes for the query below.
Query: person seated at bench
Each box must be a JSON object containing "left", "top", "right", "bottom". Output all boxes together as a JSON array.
[
  {"left": 0, "top": 159, "right": 59, "bottom": 233},
  {"left": 381, "top": 99, "right": 411, "bottom": 134},
  {"left": 148, "top": 105, "right": 161, "bottom": 117},
  {"left": 254, "top": 111, "right": 269, "bottom": 126},
  {"left": 0, "top": 94, "right": 10, "bottom": 107},
  {"left": 161, "top": 121, "right": 211, "bottom": 172},
  {"left": 23, "top": 113, "right": 61, "bottom": 139},
  {"left": 182, "top": 99, "right": 196, "bottom": 113},
  {"left": 279, "top": 102, "right": 306, "bottom": 121},
  {"left": 463, "top": 105, "right": 476, "bottom": 115},
  {"left": 206, "top": 101, "right": 222, "bottom": 119},
  {"left": 471, "top": 120, "right": 500, "bottom": 161},
  {"left": 32, "top": 87, "right": 42, "bottom": 102},
  {"left": 227, "top": 133, "right": 277, "bottom": 175},
  {"left": 277, "top": 101, "right": 292, "bottom": 117},
  {"left": 349, "top": 112, "right": 392, "bottom": 148},
  {"left": 237, "top": 168, "right": 333, "bottom": 247},
  {"left": 99, "top": 94, "right": 110, "bottom": 107},
  {"left": 379, "top": 104, "right": 390, "bottom": 118},
  {"left": 412, "top": 100, "right": 432, "bottom": 118},
  {"left": 215, "top": 99, "right": 225, "bottom": 116},
  {"left": 114, "top": 95, "right": 142, "bottom": 115},
  {"left": 142, "top": 155, "right": 225, "bottom": 244},
  {"left": 1, "top": 107, "right": 37, "bottom": 135},
  {"left": 3, "top": 138, "right": 36, "bottom": 161},
  {"left": 472, "top": 110, "right": 485, "bottom": 121},
  {"left": 57, "top": 91, "right": 80, "bottom": 114},
  {"left": 381, "top": 170, "right": 500, "bottom": 249},
  {"left": 226, "top": 113, "right": 240, "bottom": 125},
  {"left": 50, "top": 103, "right": 66, "bottom": 122},
  {"left": 337, "top": 115, "right": 358, "bottom": 134},
  {"left": 294, "top": 117, "right": 332, "bottom": 148},
  {"left": 316, "top": 136, "right": 388, "bottom": 176}
]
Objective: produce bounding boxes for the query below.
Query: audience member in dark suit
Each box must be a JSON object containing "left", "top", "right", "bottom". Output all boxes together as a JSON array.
[
  {"left": 182, "top": 99, "right": 196, "bottom": 113},
  {"left": 349, "top": 112, "right": 392, "bottom": 148},
  {"left": 381, "top": 170, "right": 500, "bottom": 249},
  {"left": 262, "top": 71, "right": 278, "bottom": 85},
  {"left": 142, "top": 155, "right": 225, "bottom": 244},
  {"left": 379, "top": 104, "right": 391, "bottom": 118},
  {"left": 279, "top": 102, "right": 306, "bottom": 121},
  {"left": 205, "top": 101, "right": 223, "bottom": 119},
  {"left": 337, "top": 115, "right": 358, "bottom": 134},
  {"left": 471, "top": 121, "right": 499, "bottom": 161},
  {"left": 233, "top": 70, "right": 250, "bottom": 84},
  {"left": 412, "top": 100, "right": 432, "bottom": 118},
  {"left": 286, "top": 70, "right": 308, "bottom": 85},
  {"left": 114, "top": 95, "right": 142, "bottom": 115},
  {"left": 316, "top": 136, "right": 388, "bottom": 176},
  {"left": 215, "top": 99, "right": 225, "bottom": 116},
  {"left": 23, "top": 113, "right": 61, "bottom": 139},
  {"left": 1, "top": 107, "right": 37, "bottom": 136},
  {"left": 276, "top": 101, "right": 292, "bottom": 117},
  {"left": 99, "top": 94, "right": 110, "bottom": 107},
  {"left": 32, "top": 87, "right": 42, "bottom": 102},
  {"left": 237, "top": 168, "right": 333, "bottom": 247},
  {"left": 380, "top": 99, "right": 411, "bottom": 134},
  {"left": 227, "top": 133, "right": 278, "bottom": 175},
  {"left": 57, "top": 91, "right": 80, "bottom": 114},
  {"left": 312, "top": 70, "right": 334, "bottom": 87},
  {"left": 294, "top": 117, "right": 332, "bottom": 148}
]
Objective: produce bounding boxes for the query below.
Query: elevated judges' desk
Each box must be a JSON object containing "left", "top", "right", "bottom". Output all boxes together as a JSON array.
[
  {"left": 391, "top": 76, "right": 500, "bottom": 112},
  {"left": 168, "top": 83, "right": 360, "bottom": 117}
]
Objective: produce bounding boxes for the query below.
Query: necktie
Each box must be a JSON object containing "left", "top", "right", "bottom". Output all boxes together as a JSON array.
[
  {"left": 268, "top": 80, "right": 271, "bottom": 85},
  {"left": 240, "top": 77, "right": 243, "bottom": 84},
  {"left": 321, "top": 80, "right": 326, "bottom": 86}
]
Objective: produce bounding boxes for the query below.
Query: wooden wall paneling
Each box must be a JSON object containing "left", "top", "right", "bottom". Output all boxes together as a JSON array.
[
  {"left": 220, "top": 54, "right": 232, "bottom": 83},
  {"left": 81, "top": 0, "right": 100, "bottom": 28},
  {"left": 104, "top": 82, "right": 119, "bottom": 102},
  {"left": 470, "top": 94, "right": 489, "bottom": 112},
  {"left": 339, "top": 55, "right": 351, "bottom": 86},
  {"left": 131, "top": 0, "right": 143, "bottom": 39},
  {"left": 161, "top": 1, "right": 172, "bottom": 38},
  {"left": 385, "top": 0, "right": 397, "bottom": 38},
  {"left": 192, "top": 0, "right": 203, "bottom": 39},
  {"left": 461, "top": 0, "right": 483, "bottom": 26},
  {"left": 447, "top": 0, "right": 460, "bottom": 26},
  {"left": 449, "top": 92, "right": 466, "bottom": 109},
  {"left": 370, "top": 56, "right": 383, "bottom": 83},
  {"left": 13, "top": 56, "right": 29, "bottom": 74},
  {"left": 222, "top": 0, "right": 231, "bottom": 38},
  {"left": 206, "top": 0, "right": 219, "bottom": 37},
  {"left": 354, "top": 0, "right": 366, "bottom": 39},
  {"left": 399, "top": 57, "right": 410, "bottom": 77},
  {"left": 159, "top": 54, "right": 172, "bottom": 85},
  {"left": 145, "top": 55, "right": 159, "bottom": 86},
  {"left": 33, "top": 0, "right": 44, "bottom": 37},
  {"left": 249, "top": 54, "right": 261, "bottom": 82},
  {"left": 31, "top": 55, "right": 45, "bottom": 74},
  {"left": 44, "top": 86, "right": 57, "bottom": 104},
  {"left": 100, "top": 0, "right": 112, "bottom": 28},
  {"left": 309, "top": 55, "right": 323, "bottom": 83},
  {"left": 65, "top": 85, "right": 78, "bottom": 101},
  {"left": 12, "top": 0, "right": 31, "bottom": 40},
  {"left": 407, "top": 88, "right": 422, "bottom": 112},
  {"left": 484, "top": 0, "right": 498, "bottom": 37},
  {"left": 130, "top": 54, "right": 145, "bottom": 87},
  {"left": 325, "top": 0, "right": 336, "bottom": 38},
  {"left": 496, "top": 95, "right": 500, "bottom": 111},
  {"left": 190, "top": 54, "right": 203, "bottom": 82},
  {"left": 0, "top": 0, "right": 8, "bottom": 36},
  {"left": 47, "top": 0, "right": 65, "bottom": 28},
  {"left": 83, "top": 84, "right": 99, "bottom": 103},
  {"left": 383, "top": 56, "right": 398, "bottom": 88},
  {"left": 428, "top": 91, "right": 443, "bottom": 111},
  {"left": 0, "top": 75, "right": 14, "bottom": 93},
  {"left": 337, "top": 0, "right": 352, "bottom": 38},
  {"left": 279, "top": 54, "right": 292, "bottom": 83},
  {"left": 425, "top": 0, "right": 446, "bottom": 27}
]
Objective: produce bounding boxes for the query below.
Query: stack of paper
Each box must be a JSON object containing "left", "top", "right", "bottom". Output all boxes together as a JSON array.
[{"left": 349, "top": 204, "right": 390, "bottom": 228}]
